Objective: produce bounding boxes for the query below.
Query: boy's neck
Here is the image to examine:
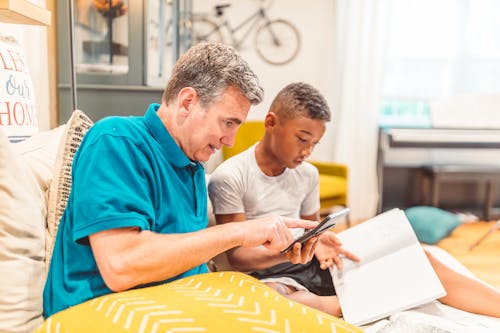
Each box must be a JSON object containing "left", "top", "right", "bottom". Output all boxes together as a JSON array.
[{"left": 254, "top": 141, "right": 286, "bottom": 177}]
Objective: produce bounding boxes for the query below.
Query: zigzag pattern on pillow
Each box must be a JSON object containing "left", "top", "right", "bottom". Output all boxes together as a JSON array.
[{"left": 36, "top": 271, "right": 362, "bottom": 333}]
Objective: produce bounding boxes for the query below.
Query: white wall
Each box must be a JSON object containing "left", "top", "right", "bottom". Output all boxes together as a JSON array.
[{"left": 197, "top": 0, "right": 338, "bottom": 170}]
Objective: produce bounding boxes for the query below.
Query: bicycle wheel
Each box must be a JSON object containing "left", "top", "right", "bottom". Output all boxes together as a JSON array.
[
  {"left": 166, "top": 17, "right": 223, "bottom": 51},
  {"left": 255, "top": 19, "right": 301, "bottom": 66},
  {"left": 187, "top": 17, "right": 224, "bottom": 48}
]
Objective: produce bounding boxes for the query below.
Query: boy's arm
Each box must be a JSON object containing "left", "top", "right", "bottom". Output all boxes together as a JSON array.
[
  {"left": 215, "top": 213, "right": 318, "bottom": 272},
  {"left": 300, "top": 212, "right": 320, "bottom": 221}
]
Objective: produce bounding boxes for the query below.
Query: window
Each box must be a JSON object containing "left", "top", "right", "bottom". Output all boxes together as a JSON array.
[
  {"left": 379, "top": 0, "right": 500, "bottom": 127},
  {"left": 146, "top": 0, "right": 193, "bottom": 86},
  {"left": 74, "top": 0, "right": 129, "bottom": 74}
]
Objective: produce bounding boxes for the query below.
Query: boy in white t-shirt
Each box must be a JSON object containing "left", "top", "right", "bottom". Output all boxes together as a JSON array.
[{"left": 208, "top": 82, "right": 359, "bottom": 316}]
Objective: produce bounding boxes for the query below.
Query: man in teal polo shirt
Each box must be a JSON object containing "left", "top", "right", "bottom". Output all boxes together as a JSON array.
[{"left": 43, "top": 42, "right": 320, "bottom": 318}]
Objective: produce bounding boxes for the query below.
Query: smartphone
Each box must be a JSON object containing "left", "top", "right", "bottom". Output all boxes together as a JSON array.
[{"left": 280, "top": 208, "right": 350, "bottom": 254}]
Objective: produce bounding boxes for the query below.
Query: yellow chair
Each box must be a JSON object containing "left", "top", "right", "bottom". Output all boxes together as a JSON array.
[
  {"left": 222, "top": 121, "right": 265, "bottom": 160},
  {"left": 222, "top": 121, "right": 349, "bottom": 223}
]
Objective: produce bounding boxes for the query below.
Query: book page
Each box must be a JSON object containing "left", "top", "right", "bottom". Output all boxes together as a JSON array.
[
  {"left": 337, "top": 209, "right": 416, "bottom": 271},
  {"left": 332, "top": 208, "right": 446, "bottom": 326}
]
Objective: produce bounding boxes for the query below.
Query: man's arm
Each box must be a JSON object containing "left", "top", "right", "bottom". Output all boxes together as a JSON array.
[
  {"left": 89, "top": 216, "right": 318, "bottom": 292},
  {"left": 215, "top": 213, "right": 319, "bottom": 272}
]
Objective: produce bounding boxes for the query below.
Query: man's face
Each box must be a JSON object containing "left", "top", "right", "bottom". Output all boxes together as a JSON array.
[
  {"left": 270, "top": 115, "right": 326, "bottom": 169},
  {"left": 183, "top": 86, "right": 251, "bottom": 162}
]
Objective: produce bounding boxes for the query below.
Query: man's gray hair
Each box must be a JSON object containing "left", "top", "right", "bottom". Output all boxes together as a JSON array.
[{"left": 162, "top": 42, "right": 264, "bottom": 107}]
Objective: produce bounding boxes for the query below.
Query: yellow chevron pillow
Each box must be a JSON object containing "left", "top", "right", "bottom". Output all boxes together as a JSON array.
[{"left": 36, "top": 272, "right": 361, "bottom": 333}]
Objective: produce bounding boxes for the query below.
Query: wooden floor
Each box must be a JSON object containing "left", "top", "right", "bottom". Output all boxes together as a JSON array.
[{"left": 437, "top": 221, "right": 500, "bottom": 289}]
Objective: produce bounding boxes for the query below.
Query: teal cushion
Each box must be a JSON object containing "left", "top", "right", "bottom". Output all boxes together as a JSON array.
[{"left": 404, "top": 206, "right": 462, "bottom": 244}]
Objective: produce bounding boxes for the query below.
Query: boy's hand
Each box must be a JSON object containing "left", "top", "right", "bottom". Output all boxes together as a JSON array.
[
  {"left": 314, "top": 231, "right": 360, "bottom": 270},
  {"left": 285, "top": 236, "right": 319, "bottom": 265}
]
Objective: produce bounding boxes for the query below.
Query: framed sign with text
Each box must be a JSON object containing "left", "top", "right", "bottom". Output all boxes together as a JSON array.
[{"left": 0, "top": 36, "right": 38, "bottom": 142}]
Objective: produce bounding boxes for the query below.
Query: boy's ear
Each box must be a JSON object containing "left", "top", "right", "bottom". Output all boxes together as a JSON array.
[{"left": 265, "top": 112, "right": 278, "bottom": 129}]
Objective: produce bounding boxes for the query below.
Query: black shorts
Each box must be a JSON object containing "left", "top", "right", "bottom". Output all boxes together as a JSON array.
[{"left": 250, "top": 257, "right": 336, "bottom": 296}]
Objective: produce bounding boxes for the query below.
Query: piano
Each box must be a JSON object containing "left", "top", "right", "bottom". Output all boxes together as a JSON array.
[
  {"left": 377, "top": 127, "right": 500, "bottom": 215},
  {"left": 382, "top": 128, "right": 500, "bottom": 149}
]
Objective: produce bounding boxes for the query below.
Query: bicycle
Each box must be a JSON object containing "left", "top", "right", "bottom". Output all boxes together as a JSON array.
[{"left": 153, "top": 0, "right": 301, "bottom": 66}]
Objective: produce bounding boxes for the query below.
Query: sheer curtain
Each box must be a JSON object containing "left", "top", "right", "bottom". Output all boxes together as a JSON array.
[
  {"left": 383, "top": 0, "right": 500, "bottom": 102},
  {"left": 323, "top": 0, "right": 390, "bottom": 220},
  {"left": 383, "top": 0, "right": 500, "bottom": 129},
  {"left": 325, "top": 0, "right": 500, "bottom": 220}
]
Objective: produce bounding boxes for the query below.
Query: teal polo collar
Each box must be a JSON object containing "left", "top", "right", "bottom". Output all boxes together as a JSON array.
[{"left": 144, "top": 103, "right": 201, "bottom": 170}]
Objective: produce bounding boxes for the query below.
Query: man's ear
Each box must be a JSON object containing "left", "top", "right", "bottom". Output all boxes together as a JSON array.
[{"left": 177, "top": 87, "right": 198, "bottom": 117}]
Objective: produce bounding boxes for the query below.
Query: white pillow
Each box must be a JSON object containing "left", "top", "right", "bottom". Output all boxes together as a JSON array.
[
  {"left": 0, "top": 36, "right": 38, "bottom": 142},
  {"left": 13, "top": 125, "right": 67, "bottom": 194},
  {"left": 0, "top": 115, "right": 84, "bottom": 333},
  {"left": 0, "top": 128, "right": 47, "bottom": 332}
]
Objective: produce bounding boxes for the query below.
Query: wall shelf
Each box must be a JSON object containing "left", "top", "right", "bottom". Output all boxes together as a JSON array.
[{"left": 0, "top": 0, "right": 51, "bottom": 26}]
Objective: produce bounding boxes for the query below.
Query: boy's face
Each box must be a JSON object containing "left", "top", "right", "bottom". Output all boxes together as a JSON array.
[{"left": 269, "top": 115, "right": 326, "bottom": 169}]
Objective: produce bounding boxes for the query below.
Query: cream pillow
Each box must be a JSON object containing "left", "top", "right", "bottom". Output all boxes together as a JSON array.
[
  {"left": 0, "top": 110, "right": 90, "bottom": 332},
  {"left": 0, "top": 128, "right": 47, "bottom": 332},
  {"left": 13, "top": 125, "right": 66, "bottom": 194}
]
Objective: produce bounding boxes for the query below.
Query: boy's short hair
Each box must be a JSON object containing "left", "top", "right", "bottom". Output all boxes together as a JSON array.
[{"left": 270, "top": 82, "right": 331, "bottom": 122}]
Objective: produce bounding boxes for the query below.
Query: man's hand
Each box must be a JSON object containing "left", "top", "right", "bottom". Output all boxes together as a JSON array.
[
  {"left": 239, "top": 216, "right": 318, "bottom": 258},
  {"left": 314, "top": 231, "right": 360, "bottom": 270}
]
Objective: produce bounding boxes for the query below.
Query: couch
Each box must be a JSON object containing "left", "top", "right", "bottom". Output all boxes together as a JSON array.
[{"left": 0, "top": 110, "right": 362, "bottom": 333}]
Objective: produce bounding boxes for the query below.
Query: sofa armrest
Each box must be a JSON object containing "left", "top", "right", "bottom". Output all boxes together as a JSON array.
[{"left": 309, "top": 160, "right": 348, "bottom": 178}]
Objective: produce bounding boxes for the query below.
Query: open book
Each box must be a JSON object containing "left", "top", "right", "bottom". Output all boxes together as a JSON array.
[{"left": 332, "top": 208, "right": 446, "bottom": 326}]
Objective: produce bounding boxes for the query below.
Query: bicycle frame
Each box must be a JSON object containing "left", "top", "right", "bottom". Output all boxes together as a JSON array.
[{"left": 200, "top": 7, "right": 273, "bottom": 50}]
